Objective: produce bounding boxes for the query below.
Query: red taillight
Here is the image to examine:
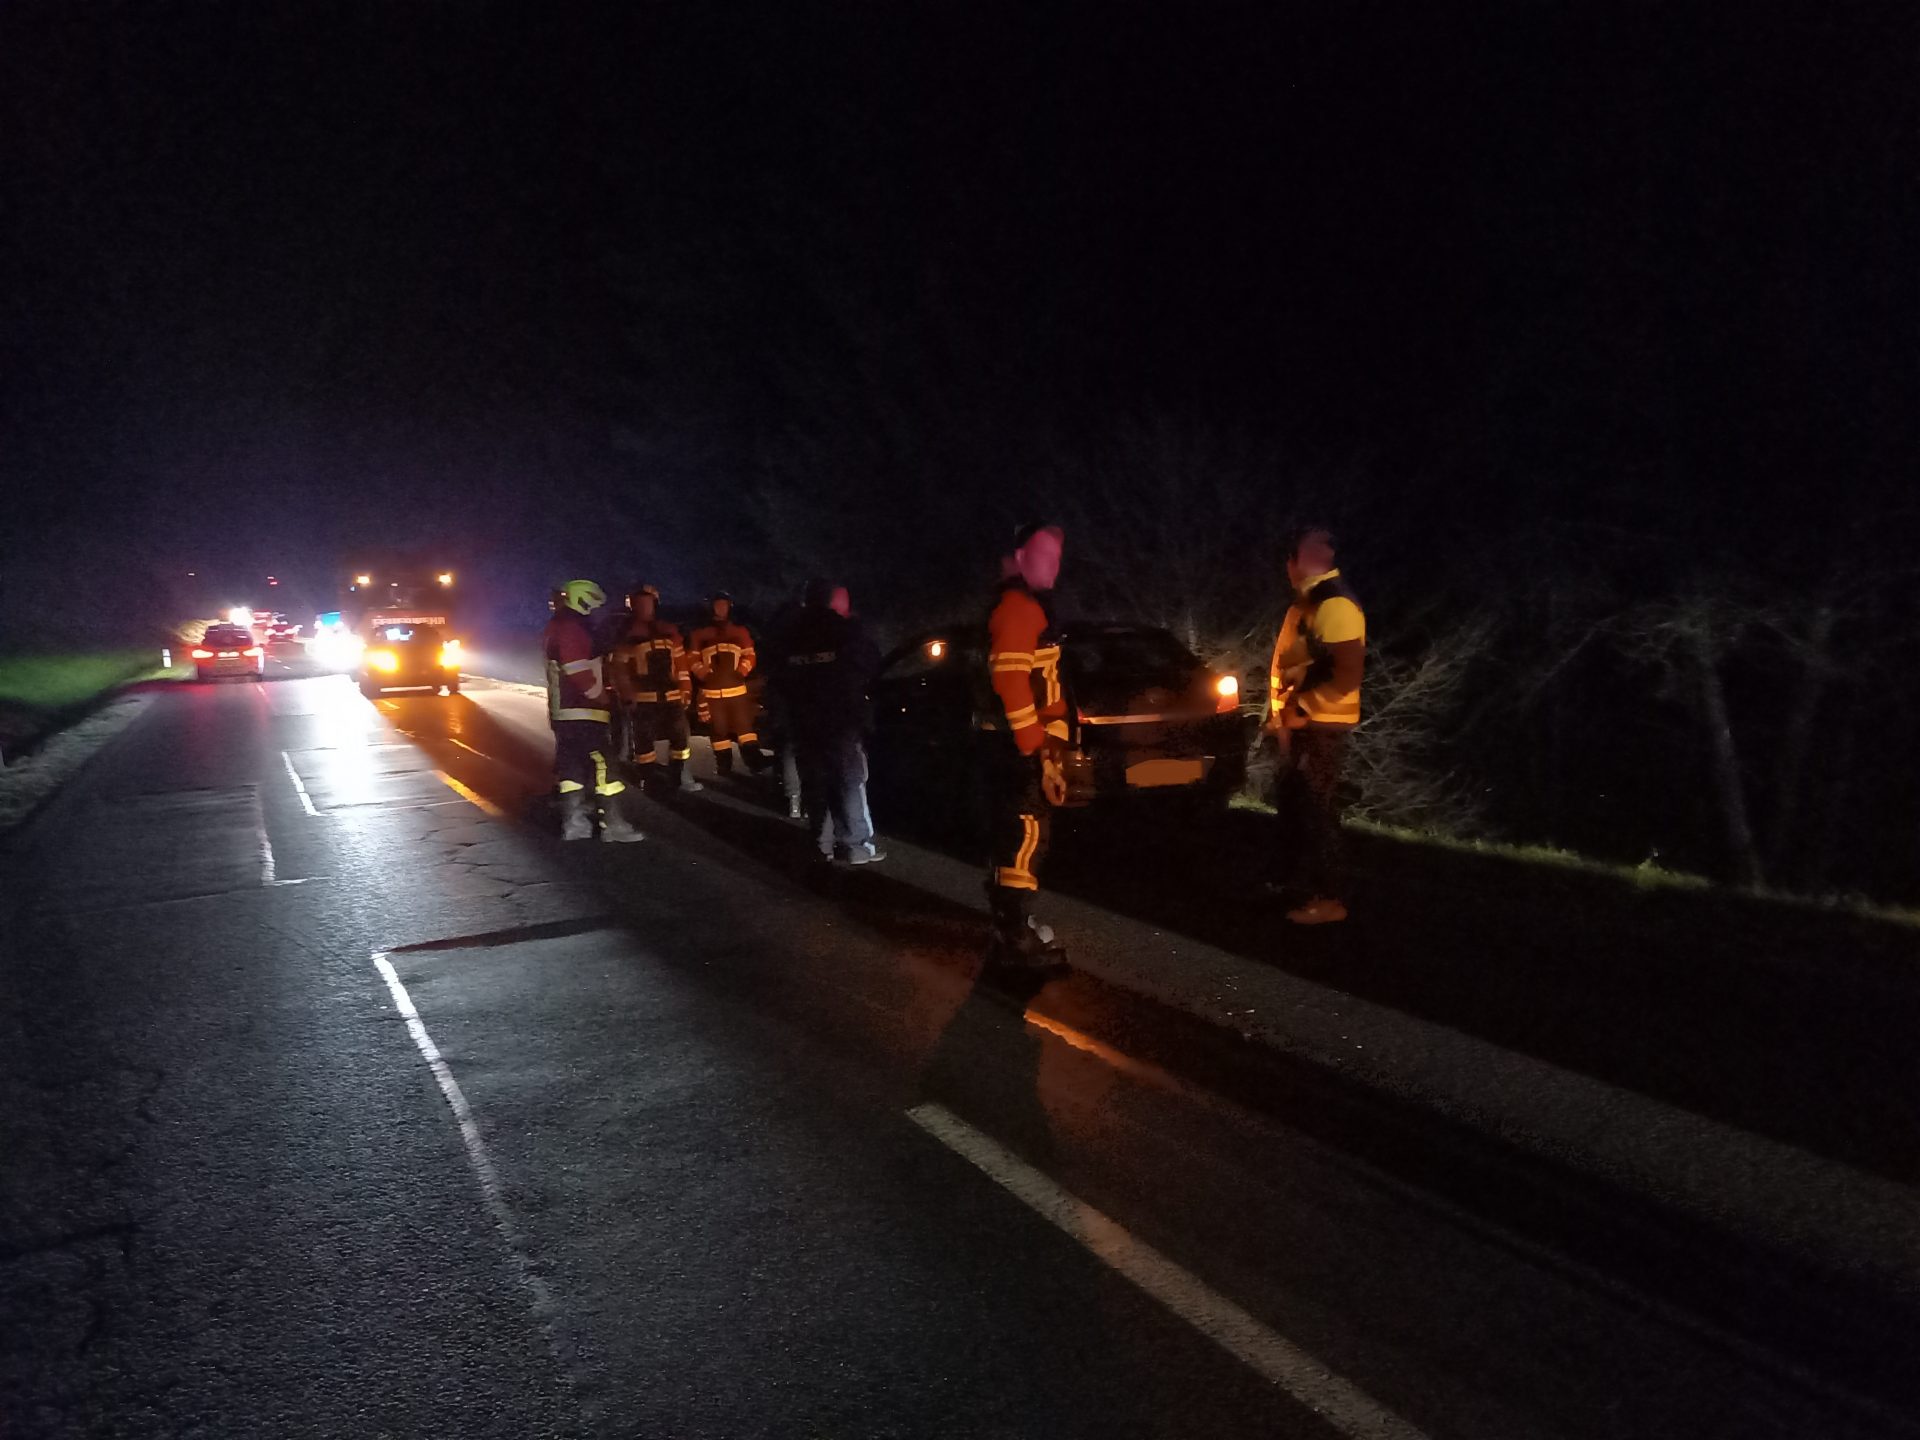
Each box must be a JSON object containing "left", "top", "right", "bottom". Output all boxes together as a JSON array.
[{"left": 190, "top": 647, "right": 213, "bottom": 659}]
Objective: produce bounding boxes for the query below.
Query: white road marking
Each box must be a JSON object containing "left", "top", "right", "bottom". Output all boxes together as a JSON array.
[
  {"left": 281, "top": 750, "right": 322, "bottom": 816},
  {"left": 371, "top": 952, "right": 562, "bottom": 1321},
  {"left": 257, "top": 812, "right": 276, "bottom": 885},
  {"left": 905, "top": 1102, "right": 1429, "bottom": 1440}
]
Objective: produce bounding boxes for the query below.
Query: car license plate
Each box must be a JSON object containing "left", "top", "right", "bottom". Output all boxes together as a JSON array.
[{"left": 1125, "top": 756, "right": 1206, "bottom": 788}]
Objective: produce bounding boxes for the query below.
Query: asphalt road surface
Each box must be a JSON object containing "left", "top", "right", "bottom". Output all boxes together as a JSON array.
[{"left": 2, "top": 660, "right": 1915, "bottom": 1439}]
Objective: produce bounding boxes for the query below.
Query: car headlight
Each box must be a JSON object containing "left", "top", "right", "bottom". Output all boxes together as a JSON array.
[{"left": 368, "top": 648, "right": 400, "bottom": 673}]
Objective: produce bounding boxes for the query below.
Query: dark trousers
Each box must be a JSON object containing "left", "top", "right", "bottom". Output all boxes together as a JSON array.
[
  {"left": 625, "top": 700, "right": 692, "bottom": 768},
  {"left": 705, "top": 693, "right": 760, "bottom": 772},
  {"left": 986, "top": 744, "right": 1049, "bottom": 896},
  {"left": 553, "top": 719, "right": 622, "bottom": 798},
  {"left": 795, "top": 729, "right": 874, "bottom": 855},
  {"left": 1274, "top": 725, "right": 1350, "bottom": 899}
]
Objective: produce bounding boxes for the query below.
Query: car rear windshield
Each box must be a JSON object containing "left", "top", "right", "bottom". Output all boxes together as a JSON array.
[
  {"left": 373, "top": 624, "right": 444, "bottom": 645},
  {"left": 203, "top": 627, "right": 253, "bottom": 647}
]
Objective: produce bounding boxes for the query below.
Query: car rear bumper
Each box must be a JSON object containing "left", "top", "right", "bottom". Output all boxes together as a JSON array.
[{"left": 196, "top": 659, "right": 261, "bottom": 680}]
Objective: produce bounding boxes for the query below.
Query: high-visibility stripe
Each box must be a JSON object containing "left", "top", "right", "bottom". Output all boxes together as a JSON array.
[
  {"left": 557, "top": 779, "right": 585, "bottom": 793},
  {"left": 554, "top": 706, "right": 611, "bottom": 722},
  {"left": 994, "top": 868, "right": 1039, "bottom": 891},
  {"left": 633, "top": 751, "right": 659, "bottom": 764},
  {"left": 992, "top": 655, "right": 1035, "bottom": 672},
  {"left": 1044, "top": 720, "right": 1070, "bottom": 741},
  {"left": 596, "top": 780, "right": 626, "bottom": 796},
  {"left": 703, "top": 684, "right": 749, "bottom": 698},
  {"left": 737, "top": 731, "right": 759, "bottom": 744},
  {"left": 560, "top": 657, "right": 599, "bottom": 675},
  {"left": 1004, "top": 703, "right": 1039, "bottom": 727},
  {"left": 1298, "top": 696, "right": 1360, "bottom": 724},
  {"left": 1015, "top": 813, "right": 1040, "bottom": 876},
  {"left": 712, "top": 739, "right": 734, "bottom": 751},
  {"left": 671, "top": 747, "right": 691, "bottom": 761}
]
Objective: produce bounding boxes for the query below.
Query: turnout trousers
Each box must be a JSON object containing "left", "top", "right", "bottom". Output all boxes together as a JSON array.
[
  {"left": 1273, "top": 725, "right": 1351, "bottom": 900},
  {"left": 704, "top": 692, "right": 761, "bottom": 773},
  {"left": 625, "top": 699, "right": 693, "bottom": 772},
  {"left": 553, "top": 719, "right": 624, "bottom": 801},
  {"left": 986, "top": 742, "right": 1049, "bottom": 897}
]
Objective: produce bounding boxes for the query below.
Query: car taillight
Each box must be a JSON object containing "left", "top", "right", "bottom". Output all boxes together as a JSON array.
[
  {"left": 244, "top": 646, "right": 264, "bottom": 657},
  {"left": 439, "top": 638, "right": 463, "bottom": 667},
  {"left": 191, "top": 647, "right": 213, "bottom": 659},
  {"left": 1214, "top": 674, "right": 1239, "bottom": 713}
]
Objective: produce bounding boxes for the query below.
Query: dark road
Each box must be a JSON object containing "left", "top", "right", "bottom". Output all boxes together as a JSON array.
[{"left": 3, "top": 668, "right": 1915, "bottom": 1439}]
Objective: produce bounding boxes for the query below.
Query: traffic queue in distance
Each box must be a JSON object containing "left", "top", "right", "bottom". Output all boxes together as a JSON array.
[{"left": 541, "top": 521, "right": 1367, "bottom": 977}]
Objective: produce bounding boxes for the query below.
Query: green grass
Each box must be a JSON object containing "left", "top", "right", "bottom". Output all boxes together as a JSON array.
[
  {"left": 1344, "top": 815, "right": 1920, "bottom": 929},
  {"left": 1230, "top": 793, "right": 1920, "bottom": 928},
  {"left": 0, "top": 650, "right": 161, "bottom": 711}
]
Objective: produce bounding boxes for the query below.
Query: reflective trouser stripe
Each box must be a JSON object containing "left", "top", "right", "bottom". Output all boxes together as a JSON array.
[
  {"left": 995, "top": 814, "right": 1042, "bottom": 890},
  {"left": 672, "top": 747, "right": 691, "bottom": 761},
  {"left": 712, "top": 738, "right": 734, "bottom": 751},
  {"left": 703, "top": 685, "right": 749, "bottom": 698},
  {"left": 557, "top": 779, "right": 585, "bottom": 793},
  {"left": 592, "top": 752, "right": 624, "bottom": 797},
  {"left": 634, "top": 751, "right": 659, "bottom": 764},
  {"left": 555, "top": 707, "right": 610, "bottom": 723},
  {"left": 737, "top": 731, "right": 759, "bottom": 744}
]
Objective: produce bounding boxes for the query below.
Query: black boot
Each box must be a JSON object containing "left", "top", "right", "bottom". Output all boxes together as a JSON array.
[{"left": 985, "top": 885, "right": 1068, "bottom": 974}]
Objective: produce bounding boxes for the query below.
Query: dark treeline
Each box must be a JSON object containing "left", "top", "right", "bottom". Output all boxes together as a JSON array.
[{"left": 4, "top": 4, "right": 1915, "bottom": 897}]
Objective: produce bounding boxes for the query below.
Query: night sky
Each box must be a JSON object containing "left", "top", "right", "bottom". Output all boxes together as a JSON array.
[{"left": 4, "top": 2, "right": 1916, "bottom": 626}]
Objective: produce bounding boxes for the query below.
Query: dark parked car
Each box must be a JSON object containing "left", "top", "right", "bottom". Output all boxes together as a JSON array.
[
  {"left": 868, "top": 622, "right": 1249, "bottom": 821},
  {"left": 359, "top": 622, "right": 462, "bottom": 698}
]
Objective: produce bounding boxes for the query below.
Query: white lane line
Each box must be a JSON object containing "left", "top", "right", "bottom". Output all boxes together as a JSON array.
[
  {"left": 257, "top": 807, "right": 277, "bottom": 885},
  {"left": 282, "top": 750, "right": 323, "bottom": 816},
  {"left": 905, "top": 1102, "right": 1429, "bottom": 1440},
  {"left": 371, "top": 953, "right": 563, "bottom": 1325}
]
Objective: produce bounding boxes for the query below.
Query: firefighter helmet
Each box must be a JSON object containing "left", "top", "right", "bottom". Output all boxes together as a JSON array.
[
  {"left": 627, "top": 584, "right": 661, "bottom": 611},
  {"left": 560, "top": 580, "right": 606, "bottom": 615}
]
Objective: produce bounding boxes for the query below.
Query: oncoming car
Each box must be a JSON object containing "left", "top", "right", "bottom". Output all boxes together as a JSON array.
[
  {"left": 191, "top": 624, "right": 266, "bottom": 682},
  {"left": 358, "top": 619, "right": 463, "bottom": 698},
  {"left": 868, "top": 622, "right": 1249, "bottom": 822}
]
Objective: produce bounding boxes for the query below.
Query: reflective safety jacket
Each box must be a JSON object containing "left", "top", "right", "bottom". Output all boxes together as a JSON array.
[
  {"left": 543, "top": 612, "right": 611, "bottom": 724},
  {"left": 612, "top": 617, "right": 691, "bottom": 705},
  {"left": 688, "top": 618, "right": 757, "bottom": 698},
  {"left": 1268, "top": 569, "right": 1366, "bottom": 726},
  {"left": 984, "top": 578, "right": 1068, "bottom": 755}
]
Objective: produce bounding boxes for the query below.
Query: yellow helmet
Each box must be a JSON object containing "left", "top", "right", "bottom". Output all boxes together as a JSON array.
[{"left": 560, "top": 579, "right": 606, "bottom": 615}]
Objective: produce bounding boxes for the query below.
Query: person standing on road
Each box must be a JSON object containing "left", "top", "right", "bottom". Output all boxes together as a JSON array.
[
  {"left": 543, "top": 580, "right": 644, "bottom": 843},
  {"left": 611, "top": 585, "right": 703, "bottom": 795},
  {"left": 688, "top": 591, "right": 764, "bottom": 778},
  {"left": 980, "top": 522, "right": 1071, "bottom": 972},
  {"left": 781, "top": 579, "right": 885, "bottom": 864},
  {"left": 1266, "top": 524, "right": 1366, "bottom": 924}
]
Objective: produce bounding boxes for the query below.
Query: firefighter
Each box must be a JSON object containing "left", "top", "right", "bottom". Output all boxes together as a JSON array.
[
  {"left": 1266, "top": 524, "right": 1366, "bottom": 924},
  {"left": 542, "top": 580, "right": 643, "bottom": 843},
  {"left": 981, "top": 523, "right": 1070, "bottom": 972},
  {"left": 611, "top": 585, "right": 703, "bottom": 793},
  {"left": 688, "top": 591, "right": 763, "bottom": 777}
]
